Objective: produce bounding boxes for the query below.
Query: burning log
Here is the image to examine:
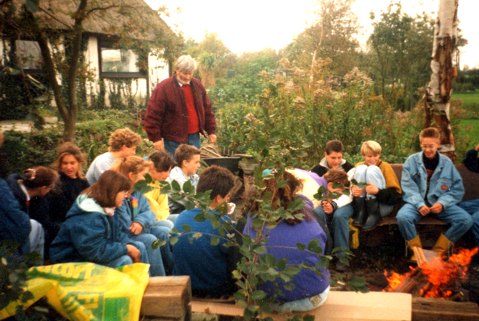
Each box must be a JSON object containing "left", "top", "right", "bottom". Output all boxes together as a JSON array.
[{"left": 385, "top": 247, "right": 479, "bottom": 299}]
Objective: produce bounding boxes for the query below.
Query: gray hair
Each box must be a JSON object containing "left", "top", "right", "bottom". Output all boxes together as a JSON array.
[{"left": 175, "top": 55, "right": 197, "bottom": 73}]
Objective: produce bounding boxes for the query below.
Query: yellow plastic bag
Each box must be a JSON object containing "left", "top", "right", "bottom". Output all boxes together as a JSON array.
[{"left": 1, "top": 263, "right": 149, "bottom": 321}]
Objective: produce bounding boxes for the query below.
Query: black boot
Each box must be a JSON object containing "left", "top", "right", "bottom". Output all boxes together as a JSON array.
[
  {"left": 363, "top": 198, "right": 380, "bottom": 231},
  {"left": 352, "top": 197, "right": 367, "bottom": 227}
]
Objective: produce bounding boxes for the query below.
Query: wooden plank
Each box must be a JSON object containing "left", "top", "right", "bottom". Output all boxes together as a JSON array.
[
  {"left": 412, "top": 297, "right": 479, "bottom": 321},
  {"left": 191, "top": 291, "right": 412, "bottom": 321},
  {"left": 141, "top": 276, "right": 191, "bottom": 320}
]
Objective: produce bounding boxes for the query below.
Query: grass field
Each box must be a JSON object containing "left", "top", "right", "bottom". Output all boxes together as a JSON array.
[
  {"left": 452, "top": 91, "right": 479, "bottom": 156},
  {"left": 452, "top": 90, "right": 479, "bottom": 116}
]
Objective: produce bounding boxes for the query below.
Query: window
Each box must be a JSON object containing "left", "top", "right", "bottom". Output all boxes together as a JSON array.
[
  {"left": 0, "top": 40, "right": 43, "bottom": 71},
  {"left": 100, "top": 40, "right": 146, "bottom": 78}
]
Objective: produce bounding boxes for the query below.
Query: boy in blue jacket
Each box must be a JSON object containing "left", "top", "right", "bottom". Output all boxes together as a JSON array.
[
  {"left": 396, "top": 127, "right": 473, "bottom": 259},
  {"left": 172, "top": 165, "right": 238, "bottom": 297}
]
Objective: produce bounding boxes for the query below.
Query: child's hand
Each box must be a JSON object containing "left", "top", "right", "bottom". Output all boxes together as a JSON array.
[
  {"left": 475, "top": 144, "right": 479, "bottom": 151},
  {"left": 418, "top": 205, "right": 430, "bottom": 216},
  {"left": 430, "top": 202, "right": 443, "bottom": 214},
  {"left": 322, "top": 201, "right": 334, "bottom": 214},
  {"left": 126, "top": 244, "right": 141, "bottom": 262},
  {"left": 351, "top": 185, "right": 364, "bottom": 197},
  {"left": 365, "top": 183, "right": 379, "bottom": 195},
  {"left": 130, "top": 222, "right": 143, "bottom": 235}
]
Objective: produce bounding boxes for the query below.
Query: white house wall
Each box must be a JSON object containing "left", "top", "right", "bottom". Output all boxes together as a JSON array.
[{"left": 83, "top": 35, "right": 169, "bottom": 107}]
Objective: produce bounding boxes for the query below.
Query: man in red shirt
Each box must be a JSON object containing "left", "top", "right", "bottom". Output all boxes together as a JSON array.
[{"left": 143, "top": 55, "right": 217, "bottom": 156}]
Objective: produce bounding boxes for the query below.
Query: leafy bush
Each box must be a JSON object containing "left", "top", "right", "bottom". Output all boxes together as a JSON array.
[
  {"left": 216, "top": 64, "right": 421, "bottom": 168},
  {"left": 1, "top": 109, "right": 151, "bottom": 176}
]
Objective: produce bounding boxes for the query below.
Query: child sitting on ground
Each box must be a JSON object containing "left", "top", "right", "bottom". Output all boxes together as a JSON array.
[
  {"left": 112, "top": 156, "right": 169, "bottom": 276},
  {"left": 349, "top": 140, "right": 402, "bottom": 231},
  {"left": 86, "top": 128, "right": 142, "bottom": 184},
  {"left": 145, "top": 151, "right": 176, "bottom": 232},
  {"left": 314, "top": 168, "right": 353, "bottom": 271},
  {"left": 166, "top": 144, "right": 201, "bottom": 215},
  {"left": 397, "top": 127, "right": 473, "bottom": 259},
  {"left": 50, "top": 170, "right": 145, "bottom": 268},
  {"left": 172, "top": 165, "right": 238, "bottom": 297},
  {"left": 243, "top": 169, "right": 330, "bottom": 312}
]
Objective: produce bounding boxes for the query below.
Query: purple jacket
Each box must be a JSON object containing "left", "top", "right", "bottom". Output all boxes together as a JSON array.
[{"left": 143, "top": 75, "right": 216, "bottom": 143}]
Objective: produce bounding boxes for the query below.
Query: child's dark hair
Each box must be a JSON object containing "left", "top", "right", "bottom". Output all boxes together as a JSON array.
[
  {"left": 22, "top": 166, "right": 59, "bottom": 190},
  {"left": 324, "top": 168, "right": 350, "bottom": 187},
  {"left": 419, "top": 127, "right": 441, "bottom": 140},
  {"left": 197, "top": 165, "right": 235, "bottom": 200},
  {"left": 149, "top": 151, "right": 176, "bottom": 172},
  {"left": 175, "top": 144, "right": 201, "bottom": 167},
  {"left": 253, "top": 170, "right": 313, "bottom": 223},
  {"left": 324, "top": 139, "right": 344, "bottom": 154},
  {"left": 84, "top": 170, "right": 131, "bottom": 207}
]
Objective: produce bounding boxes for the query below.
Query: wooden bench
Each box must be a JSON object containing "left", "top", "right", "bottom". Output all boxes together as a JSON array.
[
  {"left": 141, "top": 276, "right": 191, "bottom": 321},
  {"left": 191, "top": 291, "right": 412, "bottom": 321}
]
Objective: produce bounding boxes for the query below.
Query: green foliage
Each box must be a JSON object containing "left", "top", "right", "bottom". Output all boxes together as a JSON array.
[
  {"left": 2, "top": 129, "right": 61, "bottom": 174},
  {"left": 1, "top": 109, "right": 150, "bottom": 175},
  {"left": 161, "top": 171, "right": 338, "bottom": 320},
  {"left": 367, "top": 3, "right": 435, "bottom": 110},
  {"left": 216, "top": 63, "right": 420, "bottom": 169}
]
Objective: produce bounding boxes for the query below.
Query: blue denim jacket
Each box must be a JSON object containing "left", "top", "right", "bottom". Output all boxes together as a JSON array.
[{"left": 401, "top": 152, "right": 464, "bottom": 209}]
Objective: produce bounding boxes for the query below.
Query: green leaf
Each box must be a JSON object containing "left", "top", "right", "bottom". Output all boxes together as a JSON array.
[
  {"left": 253, "top": 246, "right": 266, "bottom": 255},
  {"left": 210, "top": 236, "right": 220, "bottom": 246},
  {"left": 192, "top": 232, "right": 202, "bottom": 239},
  {"left": 251, "top": 290, "right": 267, "bottom": 300},
  {"left": 193, "top": 213, "right": 206, "bottom": 222},
  {"left": 183, "top": 180, "right": 194, "bottom": 194},
  {"left": 307, "top": 239, "right": 322, "bottom": 253},
  {"left": 181, "top": 224, "right": 191, "bottom": 232},
  {"left": 171, "top": 180, "right": 181, "bottom": 191}
]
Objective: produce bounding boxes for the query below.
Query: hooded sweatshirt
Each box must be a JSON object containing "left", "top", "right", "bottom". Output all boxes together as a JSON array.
[{"left": 50, "top": 194, "right": 132, "bottom": 265}]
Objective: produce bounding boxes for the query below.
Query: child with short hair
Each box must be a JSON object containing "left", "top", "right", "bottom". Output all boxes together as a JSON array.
[
  {"left": 397, "top": 127, "right": 473, "bottom": 258},
  {"left": 172, "top": 165, "right": 238, "bottom": 297},
  {"left": 50, "top": 170, "right": 145, "bottom": 268},
  {"left": 311, "top": 139, "right": 353, "bottom": 177},
  {"left": 166, "top": 144, "right": 201, "bottom": 214},
  {"left": 86, "top": 127, "right": 142, "bottom": 184},
  {"left": 112, "top": 156, "right": 168, "bottom": 276},
  {"left": 314, "top": 168, "right": 353, "bottom": 271},
  {"left": 349, "top": 140, "right": 402, "bottom": 231},
  {"left": 145, "top": 151, "right": 176, "bottom": 231}
]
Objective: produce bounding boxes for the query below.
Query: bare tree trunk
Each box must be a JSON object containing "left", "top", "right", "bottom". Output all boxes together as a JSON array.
[{"left": 424, "top": 0, "right": 459, "bottom": 161}]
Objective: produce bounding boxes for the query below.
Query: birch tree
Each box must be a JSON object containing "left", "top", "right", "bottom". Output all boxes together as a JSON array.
[{"left": 424, "top": 0, "right": 459, "bottom": 160}]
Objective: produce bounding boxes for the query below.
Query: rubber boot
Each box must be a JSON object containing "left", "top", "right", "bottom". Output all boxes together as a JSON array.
[
  {"left": 362, "top": 198, "right": 380, "bottom": 231},
  {"left": 352, "top": 197, "right": 367, "bottom": 227},
  {"left": 407, "top": 235, "right": 422, "bottom": 262},
  {"left": 432, "top": 233, "right": 453, "bottom": 256}
]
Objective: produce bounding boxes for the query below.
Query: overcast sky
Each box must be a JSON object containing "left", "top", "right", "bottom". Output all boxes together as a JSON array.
[{"left": 146, "top": 0, "right": 478, "bottom": 69}]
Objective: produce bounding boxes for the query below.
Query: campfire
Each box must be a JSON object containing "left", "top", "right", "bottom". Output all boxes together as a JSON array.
[{"left": 384, "top": 247, "right": 479, "bottom": 299}]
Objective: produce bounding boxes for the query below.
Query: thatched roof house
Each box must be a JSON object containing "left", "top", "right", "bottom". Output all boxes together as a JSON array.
[{"left": 1, "top": 0, "right": 174, "bottom": 42}]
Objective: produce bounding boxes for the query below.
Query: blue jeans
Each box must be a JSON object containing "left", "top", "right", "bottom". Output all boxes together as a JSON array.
[
  {"left": 396, "top": 203, "right": 473, "bottom": 242},
  {"left": 459, "top": 199, "right": 479, "bottom": 244},
  {"left": 352, "top": 164, "right": 386, "bottom": 199},
  {"left": 131, "top": 233, "right": 166, "bottom": 276},
  {"left": 23, "top": 219, "right": 45, "bottom": 263},
  {"left": 314, "top": 205, "right": 354, "bottom": 251},
  {"left": 270, "top": 286, "right": 329, "bottom": 313},
  {"left": 164, "top": 133, "right": 201, "bottom": 157}
]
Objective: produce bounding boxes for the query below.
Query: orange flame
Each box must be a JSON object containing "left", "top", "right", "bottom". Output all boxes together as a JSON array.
[{"left": 385, "top": 247, "right": 478, "bottom": 298}]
